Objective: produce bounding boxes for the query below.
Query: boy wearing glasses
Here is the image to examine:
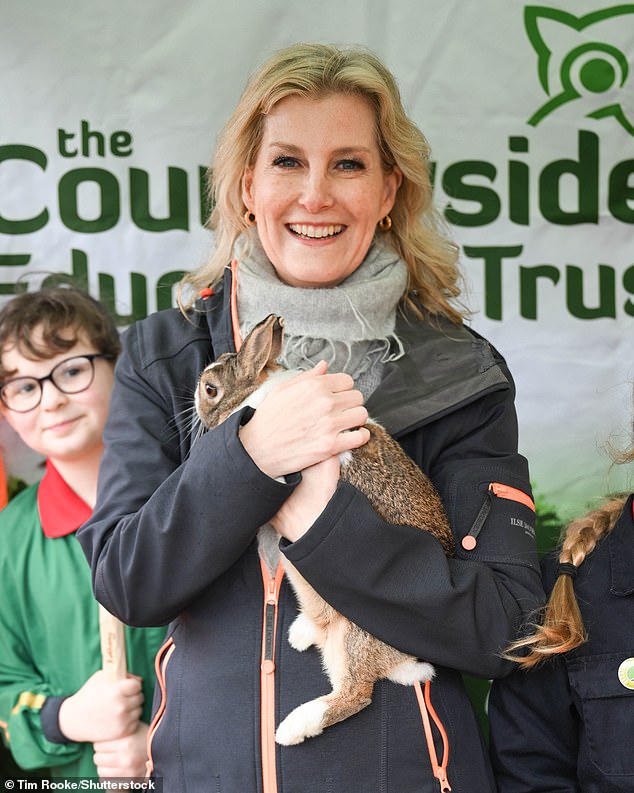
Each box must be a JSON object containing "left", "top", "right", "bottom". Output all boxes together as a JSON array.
[{"left": 0, "top": 286, "right": 164, "bottom": 779}]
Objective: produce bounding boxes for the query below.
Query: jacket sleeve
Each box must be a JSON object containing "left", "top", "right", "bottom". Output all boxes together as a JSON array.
[
  {"left": 77, "top": 322, "right": 299, "bottom": 627},
  {"left": 488, "top": 659, "right": 578, "bottom": 792},
  {"left": 281, "top": 376, "right": 545, "bottom": 678},
  {"left": 0, "top": 573, "right": 82, "bottom": 769}
]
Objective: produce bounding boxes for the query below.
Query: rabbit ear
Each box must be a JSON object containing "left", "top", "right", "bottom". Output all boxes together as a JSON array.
[{"left": 238, "top": 315, "right": 284, "bottom": 377}]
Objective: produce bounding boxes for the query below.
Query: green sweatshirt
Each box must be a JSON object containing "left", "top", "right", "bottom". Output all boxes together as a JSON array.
[{"left": 0, "top": 466, "right": 165, "bottom": 777}]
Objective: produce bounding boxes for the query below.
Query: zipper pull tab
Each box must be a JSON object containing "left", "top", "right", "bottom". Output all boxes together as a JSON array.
[
  {"left": 461, "top": 488, "right": 493, "bottom": 551},
  {"left": 261, "top": 560, "right": 284, "bottom": 670},
  {"left": 437, "top": 768, "right": 452, "bottom": 792}
]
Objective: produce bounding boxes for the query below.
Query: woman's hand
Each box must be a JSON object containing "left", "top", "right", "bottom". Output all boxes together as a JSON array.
[
  {"left": 239, "top": 361, "right": 369, "bottom": 480},
  {"left": 93, "top": 721, "right": 150, "bottom": 779},
  {"left": 270, "top": 454, "right": 341, "bottom": 542},
  {"left": 58, "top": 670, "right": 144, "bottom": 743}
]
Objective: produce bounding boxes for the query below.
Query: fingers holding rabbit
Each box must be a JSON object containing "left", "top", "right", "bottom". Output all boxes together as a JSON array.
[
  {"left": 239, "top": 361, "right": 369, "bottom": 480},
  {"left": 270, "top": 454, "right": 341, "bottom": 542}
]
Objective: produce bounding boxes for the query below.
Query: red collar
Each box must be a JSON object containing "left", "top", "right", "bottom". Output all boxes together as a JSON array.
[{"left": 38, "top": 460, "right": 93, "bottom": 538}]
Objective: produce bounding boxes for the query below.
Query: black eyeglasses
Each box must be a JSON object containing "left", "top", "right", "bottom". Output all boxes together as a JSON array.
[{"left": 0, "top": 353, "right": 114, "bottom": 413}]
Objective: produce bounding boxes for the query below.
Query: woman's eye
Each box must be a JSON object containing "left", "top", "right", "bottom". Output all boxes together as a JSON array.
[
  {"left": 336, "top": 159, "right": 364, "bottom": 171},
  {"left": 272, "top": 156, "right": 300, "bottom": 168}
]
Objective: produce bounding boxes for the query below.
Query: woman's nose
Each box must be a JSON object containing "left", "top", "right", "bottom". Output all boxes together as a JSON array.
[{"left": 299, "top": 171, "right": 334, "bottom": 213}]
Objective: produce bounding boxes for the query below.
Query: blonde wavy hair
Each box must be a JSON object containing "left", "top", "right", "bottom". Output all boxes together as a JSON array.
[
  {"left": 179, "top": 42, "right": 465, "bottom": 322},
  {"left": 504, "top": 446, "right": 634, "bottom": 668}
]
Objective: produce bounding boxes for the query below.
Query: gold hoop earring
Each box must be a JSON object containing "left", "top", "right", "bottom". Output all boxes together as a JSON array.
[
  {"left": 244, "top": 209, "right": 256, "bottom": 226},
  {"left": 378, "top": 215, "right": 392, "bottom": 232}
]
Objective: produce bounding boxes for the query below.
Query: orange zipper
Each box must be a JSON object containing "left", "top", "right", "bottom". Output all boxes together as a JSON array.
[
  {"left": 414, "top": 681, "right": 452, "bottom": 792},
  {"left": 489, "top": 482, "right": 535, "bottom": 512},
  {"left": 260, "top": 559, "right": 285, "bottom": 793},
  {"left": 462, "top": 482, "right": 535, "bottom": 551},
  {"left": 146, "top": 636, "right": 175, "bottom": 777}
]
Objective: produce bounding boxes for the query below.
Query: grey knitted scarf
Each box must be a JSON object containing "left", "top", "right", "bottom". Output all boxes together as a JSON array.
[{"left": 235, "top": 235, "right": 408, "bottom": 398}]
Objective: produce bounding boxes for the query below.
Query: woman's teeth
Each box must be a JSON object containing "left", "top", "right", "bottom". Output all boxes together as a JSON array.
[{"left": 288, "top": 224, "right": 343, "bottom": 239}]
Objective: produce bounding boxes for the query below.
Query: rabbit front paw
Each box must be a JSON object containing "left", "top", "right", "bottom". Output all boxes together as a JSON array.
[{"left": 288, "top": 613, "right": 321, "bottom": 651}]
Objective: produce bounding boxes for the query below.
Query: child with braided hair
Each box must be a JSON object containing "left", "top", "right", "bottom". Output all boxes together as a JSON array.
[{"left": 488, "top": 448, "right": 634, "bottom": 793}]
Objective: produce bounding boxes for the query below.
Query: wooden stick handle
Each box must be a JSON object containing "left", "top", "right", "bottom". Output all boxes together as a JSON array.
[{"left": 99, "top": 604, "right": 127, "bottom": 681}]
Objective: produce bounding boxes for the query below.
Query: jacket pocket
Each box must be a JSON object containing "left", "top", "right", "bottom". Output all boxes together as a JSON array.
[
  {"left": 146, "top": 636, "right": 176, "bottom": 777},
  {"left": 445, "top": 459, "right": 537, "bottom": 568},
  {"left": 568, "top": 653, "right": 634, "bottom": 776}
]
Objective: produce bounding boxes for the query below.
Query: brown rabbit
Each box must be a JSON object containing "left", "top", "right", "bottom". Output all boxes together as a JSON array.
[{"left": 195, "top": 314, "right": 454, "bottom": 745}]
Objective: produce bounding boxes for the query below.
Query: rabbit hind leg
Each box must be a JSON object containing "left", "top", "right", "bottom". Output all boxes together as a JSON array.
[
  {"left": 276, "top": 618, "right": 374, "bottom": 745},
  {"left": 275, "top": 679, "right": 374, "bottom": 746}
]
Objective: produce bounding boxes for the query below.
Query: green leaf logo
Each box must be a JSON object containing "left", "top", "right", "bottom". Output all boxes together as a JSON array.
[{"left": 525, "top": 5, "right": 634, "bottom": 135}]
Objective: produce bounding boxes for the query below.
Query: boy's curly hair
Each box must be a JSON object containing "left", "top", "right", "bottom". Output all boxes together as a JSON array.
[{"left": 0, "top": 286, "right": 121, "bottom": 381}]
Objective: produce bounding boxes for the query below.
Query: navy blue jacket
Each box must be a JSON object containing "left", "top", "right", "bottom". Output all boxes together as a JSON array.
[
  {"left": 489, "top": 495, "right": 634, "bottom": 793},
  {"left": 78, "top": 271, "right": 543, "bottom": 793}
]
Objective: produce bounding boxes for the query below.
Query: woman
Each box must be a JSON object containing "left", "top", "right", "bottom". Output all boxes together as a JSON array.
[
  {"left": 78, "top": 43, "right": 543, "bottom": 792},
  {"left": 489, "top": 449, "right": 634, "bottom": 793}
]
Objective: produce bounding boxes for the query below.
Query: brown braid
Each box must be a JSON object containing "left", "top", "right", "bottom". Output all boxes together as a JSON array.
[{"left": 503, "top": 494, "right": 629, "bottom": 668}]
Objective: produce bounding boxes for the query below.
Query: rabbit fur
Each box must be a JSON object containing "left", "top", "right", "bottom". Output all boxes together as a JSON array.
[{"left": 194, "top": 314, "right": 454, "bottom": 745}]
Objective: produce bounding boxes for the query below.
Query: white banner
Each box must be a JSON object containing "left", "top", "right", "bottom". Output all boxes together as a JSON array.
[{"left": 1, "top": 0, "right": 632, "bottom": 523}]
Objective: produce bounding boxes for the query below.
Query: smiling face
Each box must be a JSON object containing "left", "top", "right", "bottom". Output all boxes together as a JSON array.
[
  {"left": 0, "top": 327, "right": 115, "bottom": 467},
  {"left": 242, "top": 92, "right": 402, "bottom": 288}
]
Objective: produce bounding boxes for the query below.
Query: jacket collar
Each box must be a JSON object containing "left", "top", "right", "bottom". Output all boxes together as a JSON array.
[
  {"left": 608, "top": 493, "right": 634, "bottom": 596},
  {"left": 38, "top": 460, "right": 92, "bottom": 538},
  {"left": 200, "top": 268, "right": 238, "bottom": 358},
  {"left": 201, "top": 268, "right": 510, "bottom": 438},
  {"left": 365, "top": 312, "right": 509, "bottom": 437}
]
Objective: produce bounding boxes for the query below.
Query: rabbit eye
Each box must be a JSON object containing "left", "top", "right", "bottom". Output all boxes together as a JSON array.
[{"left": 205, "top": 383, "right": 218, "bottom": 398}]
